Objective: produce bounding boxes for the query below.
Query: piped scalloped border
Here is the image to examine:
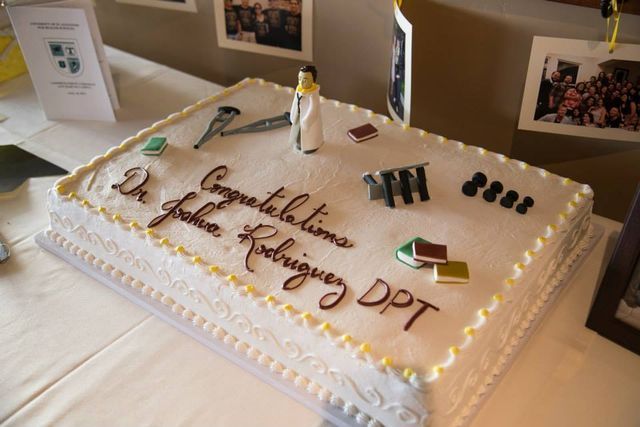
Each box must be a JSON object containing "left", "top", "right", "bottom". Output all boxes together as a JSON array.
[
  {"left": 452, "top": 221, "right": 594, "bottom": 427},
  {"left": 51, "top": 77, "right": 594, "bottom": 387},
  {"left": 44, "top": 228, "right": 385, "bottom": 427}
]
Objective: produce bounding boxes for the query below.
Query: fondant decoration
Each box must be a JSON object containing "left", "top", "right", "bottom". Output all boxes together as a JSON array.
[
  {"left": 505, "top": 190, "right": 519, "bottom": 201},
  {"left": 434, "top": 261, "right": 470, "bottom": 284},
  {"left": 516, "top": 203, "right": 528, "bottom": 214},
  {"left": 140, "top": 136, "right": 168, "bottom": 156},
  {"left": 396, "top": 237, "right": 429, "bottom": 269},
  {"left": 489, "top": 180, "right": 503, "bottom": 194},
  {"left": 348, "top": 123, "right": 378, "bottom": 143},
  {"left": 462, "top": 180, "right": 477, "bottom": 197},
  {"left": 413, "top": 242, "right": 448, "bottom": 265},
  {"left": 221, "top": 113, "right": 291, "bottom": 136},
  {"left": 363, "top": 162, "right": 430, "bottom": 208},
  {"left": 471, "top": 171, "right": 487, "bottom": 187},
  {"left": 193, "top": 106, "right": 240, "bottom": 149},
  {"left": 482, "top": 188, "right": 497, "bottom": 202},
  {"left": 465, "top": 173, "right": 534, "bottom": 215},
  {"left": 523, "top": 196, "right": 535, "bottom": 207},
  {"left": 500, "top": 196, "right": 514, "bottom": 209},
  {"left": 289, "top": 65, "right": 323, "bottom": 154}
]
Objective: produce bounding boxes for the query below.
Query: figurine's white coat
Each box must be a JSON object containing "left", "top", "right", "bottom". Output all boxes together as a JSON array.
[{"left": 289, "top": 85, "right": 324, "bottom": 153}]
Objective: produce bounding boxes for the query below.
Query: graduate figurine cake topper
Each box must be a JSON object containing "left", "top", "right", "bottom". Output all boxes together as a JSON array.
[{"left": 289, "top": 65, "right": 324, "bottom": 154}]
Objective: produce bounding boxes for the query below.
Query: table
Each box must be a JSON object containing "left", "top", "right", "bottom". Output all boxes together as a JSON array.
[{"left": 2, "top": 47, "right": 639, "bottom": 427}]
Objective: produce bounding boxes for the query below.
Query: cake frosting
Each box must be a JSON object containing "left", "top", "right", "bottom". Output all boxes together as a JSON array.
[{"left": 45, "top": 78, "right": 593, "bottom": 426}]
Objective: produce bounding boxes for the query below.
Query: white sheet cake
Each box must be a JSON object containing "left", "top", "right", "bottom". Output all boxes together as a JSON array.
[{"left": 45, "top": 78, "right": 594, "bottom": 426}]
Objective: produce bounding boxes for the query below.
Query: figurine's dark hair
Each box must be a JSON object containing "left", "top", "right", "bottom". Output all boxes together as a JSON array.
[{"left": 300, "top": 65, "right": 317, "bottom": 82}]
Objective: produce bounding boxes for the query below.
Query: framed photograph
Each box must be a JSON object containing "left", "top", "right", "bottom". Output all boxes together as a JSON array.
[
  {"left": 213, "top": 0, "right": 313, "bottom": 61},
  {"left": 387, "top": 1, "right": 412, "bottom": 124},
  {"left": 586, "top": 184, "right": 640, "bottom": 356},
  {"left": 518, "top": 36, "right": 640, "bottom": 143},
  {"left": 115, "top": 0, "right": 198, "bottom": 13}
]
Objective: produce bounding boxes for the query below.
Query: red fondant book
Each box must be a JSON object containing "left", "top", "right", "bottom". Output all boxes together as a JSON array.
[
  {"left": 413, "top": 242, "right": 448, "bottom": 264},
  {"left": 348, "top": 123, "right": 378, "bottom": 142}
]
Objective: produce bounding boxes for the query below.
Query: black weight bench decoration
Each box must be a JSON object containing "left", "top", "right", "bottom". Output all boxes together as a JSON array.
[{"left": 362, "top": 162, "right": 430, "bottom": 208}]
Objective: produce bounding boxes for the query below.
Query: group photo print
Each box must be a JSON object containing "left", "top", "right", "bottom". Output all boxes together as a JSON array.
[
  {"left": 519, "top": 37, "right": 640, "bottom": 143},
  {"left": 214, "top": 0, "right": 313, "bottom": 61}
]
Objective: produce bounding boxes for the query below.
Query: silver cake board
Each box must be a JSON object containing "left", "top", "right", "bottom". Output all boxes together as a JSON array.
[
  {"left": 35, "top": 231, "right": 355, "bottom": 427},
  {"left": 36, "top": 224, "right": 603, "bottom": 427}
]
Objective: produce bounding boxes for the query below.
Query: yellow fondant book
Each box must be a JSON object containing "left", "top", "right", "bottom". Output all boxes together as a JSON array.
[{"left": 434, "top": 261, "right": 470, "bottom": 284}]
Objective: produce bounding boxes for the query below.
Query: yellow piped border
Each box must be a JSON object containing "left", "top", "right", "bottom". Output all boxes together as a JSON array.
[{"left": 52, "top": 77, "right": 594, "bottom": 386}]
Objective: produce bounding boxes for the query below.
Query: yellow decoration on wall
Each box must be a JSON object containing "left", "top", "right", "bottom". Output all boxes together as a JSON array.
[
  {"left": 145, "top": 228, "right": 154, "bottom": 236},
  {"left": 244, "top": 284, "right": 255, "bottom": 294},
  {"left": 449, "top": 346, "right": 460, "bottom": 356},
  {"left": 505, "top": 278, "right": 516, "bottom": 287},
  {"left": 208, "top": 265, "right": 219, "bottom": 273},
  {"left": 192, "top": 255, "right": 202, "bottom": 264},
  {"left": 341, "top": 334, "right": 352, "bottom": 343},
  {"left": 174, "top": 245, "right": 185, "bottom": 254},
  {"left": 300, "top": 312, "right": 312, "bottom": 320},
  {"left": 403, "top": 368, "right": 415, "bottom": 379},
  {"left": 282, "top": 304, "right": 293, "bottom": 312},
  {"left": 464, "top": 327, "right": 476, "bottom": 337},
  {"left": 0, "top": 35, "right": 28, "bottom": 83},
  {"left": 265, "top": 295, "right": 276, "bottom": 303},
  {"left": 320, "top": 322, "right": 331, "bottom": 331},
  {"left": 360, "top": 342, "right": 372, "bottom": 353},
  {"left": 227, "top": 274, "right": 238, "bottom": 282},
  {"left": 478, "top": 308, "right": 490, "bottom": 318},
  {"left": 493, "top": 293, "right": 504, "bottom": 303},
  {"left": 381, "top": 357, "right": 393, "bottom": 367},
  {"left": 433, "top": 365, "right": 444, "bottom": 375},
  {"left": 112, "top": 213, "right": 122, "bottom": 222},
  {"left": 129, "top": 221, "right": 140, "bottom": 229}
]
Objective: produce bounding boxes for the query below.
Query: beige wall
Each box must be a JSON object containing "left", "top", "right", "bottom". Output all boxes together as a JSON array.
[{"left": 95, "top": 0, "right": 640, "bottom": 221}]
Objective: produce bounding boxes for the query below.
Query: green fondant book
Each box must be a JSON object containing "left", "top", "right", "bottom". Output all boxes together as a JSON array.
[
  {"left": 141, "top": 136, "right": 168, "bottom": 156},
  {"left": 395, "top": 237, "right": 429, "bottom": 269},
  {"left": 434, "top": 261, "right": 470, "bottom": 284}
]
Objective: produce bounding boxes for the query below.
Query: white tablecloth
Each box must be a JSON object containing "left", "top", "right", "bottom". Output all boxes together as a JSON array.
[{"left": 1, "top": 47, "right": 639, "bottom": 427}]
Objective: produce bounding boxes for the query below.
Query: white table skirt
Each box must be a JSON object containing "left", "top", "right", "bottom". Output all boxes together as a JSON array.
[{"left": 1, "top": 47, "right": 639, "bottom": 427}]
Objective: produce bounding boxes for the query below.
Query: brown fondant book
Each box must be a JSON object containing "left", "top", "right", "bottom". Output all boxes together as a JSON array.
[
  {"left": 348, "top": 123, "right": 378, "bottom": 142},
  {"left": 413, "top": 242, "right": 448, "bottom": 264}
]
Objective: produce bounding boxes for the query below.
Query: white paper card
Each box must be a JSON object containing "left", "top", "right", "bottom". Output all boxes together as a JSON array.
[
  {"left": 8, "top": 6, "right": 116, "bottom": 121},
  {"left": 43, "top": 0, "right": 120, "bottom": 110}
]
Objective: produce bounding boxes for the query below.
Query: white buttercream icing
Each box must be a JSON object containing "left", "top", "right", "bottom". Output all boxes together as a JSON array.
[{"left": 47, "top": 79, "right": 593, "bottom": 426}]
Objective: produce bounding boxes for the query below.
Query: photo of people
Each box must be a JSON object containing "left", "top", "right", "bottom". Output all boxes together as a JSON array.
[
  {"left": 535, "top": 55, "right": 639, "bottom": 132},
  {"left": 215, "top": 0, "right": 312, "bottom": 61},
  {"left": 387, "top": 2, "right": 412, "bottom": 124},
  {"left": 519, "top": 37, "right": 640, "bottom": 143}
]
